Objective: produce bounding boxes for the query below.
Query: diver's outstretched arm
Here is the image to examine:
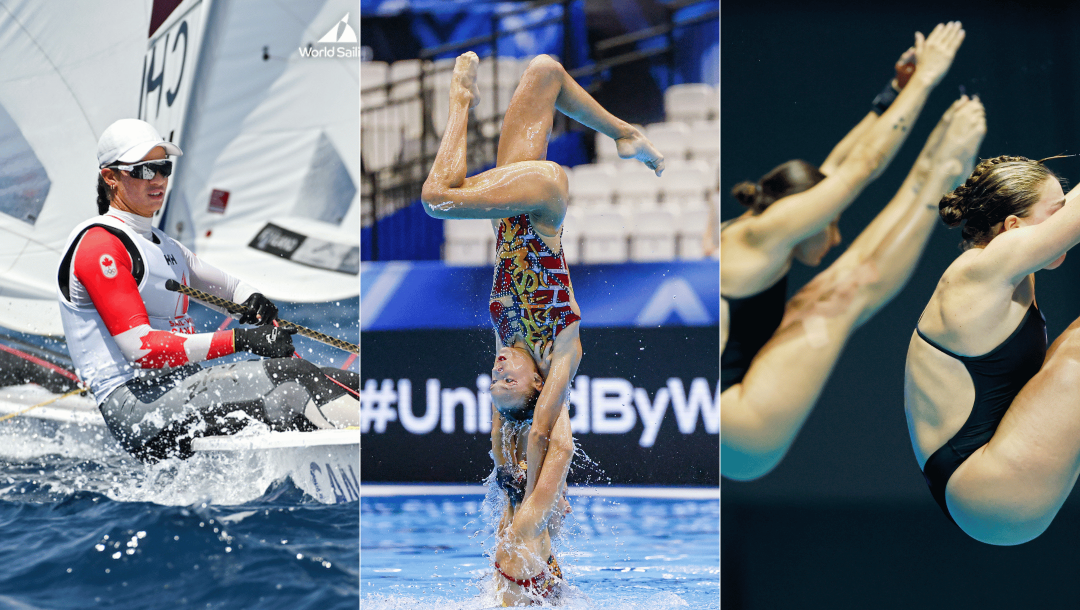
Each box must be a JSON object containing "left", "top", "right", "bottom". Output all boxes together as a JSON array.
[
  {"left": 744, "top": 23, "right": 965, "bottom": 256},
  {"left": 721, "top": 96, "right": 984, "bottom": 481}
]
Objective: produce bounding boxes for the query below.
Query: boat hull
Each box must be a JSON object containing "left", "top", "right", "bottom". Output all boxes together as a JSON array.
[
  {"left": 191, "top": 429, "right": 360, "bottom": 504},
  {"left": 0, "top": 385, "right": 358, "bottom": 504}
]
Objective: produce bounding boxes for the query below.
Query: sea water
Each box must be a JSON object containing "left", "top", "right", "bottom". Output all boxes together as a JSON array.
[
  {"left": 0, "top": 300, "right": 359, "bottom": 610},
  {"left": 361, "top": 488, "right": 720, "bottom": 609}
]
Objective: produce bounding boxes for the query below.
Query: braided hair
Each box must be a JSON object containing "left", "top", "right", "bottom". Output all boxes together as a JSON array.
[
  {"left": 939, "top": 156, "right": 1061, "bottom": 248},
  {"left": 731, "top": 160, "right": 826, "bottom": 215}
]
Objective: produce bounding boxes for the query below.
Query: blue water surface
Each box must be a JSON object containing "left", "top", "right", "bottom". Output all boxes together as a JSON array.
[
  {"left": 361, "top": 489, "right": 719, "bottom": 609},
  {"left": 0, "top": 300, "right": 359, "bottom": 610}
]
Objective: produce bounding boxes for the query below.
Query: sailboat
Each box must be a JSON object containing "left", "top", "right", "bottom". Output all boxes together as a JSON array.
[{"left": 0, "top": 0, "right": 359, "bottom": 504}]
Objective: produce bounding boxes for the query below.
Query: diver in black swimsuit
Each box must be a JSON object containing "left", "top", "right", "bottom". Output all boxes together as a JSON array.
[
  {"left": 722, "top": 22, "right": 977, "bottom": 480},
  {"left": 906, "top": 155, "right": 1080, "bottom": 545}
]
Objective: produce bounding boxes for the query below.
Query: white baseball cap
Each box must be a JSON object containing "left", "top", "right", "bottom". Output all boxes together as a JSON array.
[{"left": 97, "top": 119, "right": 183, "bottom": 168}]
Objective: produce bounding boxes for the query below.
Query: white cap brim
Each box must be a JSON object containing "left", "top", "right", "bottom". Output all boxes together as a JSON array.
[{"left": 114, "top": 140, "right": 183, "bottom": 164}]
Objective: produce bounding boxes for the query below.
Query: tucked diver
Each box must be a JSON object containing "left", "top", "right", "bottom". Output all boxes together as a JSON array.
[
  {"left": 721, "top": 22, "right": 976, "bottom": 480},
  {"left": 906, "top": 155, "right": 1080, "bottom": 545},
  {"left": 56, "top": 119, "right": 358, "bottom": 462}
]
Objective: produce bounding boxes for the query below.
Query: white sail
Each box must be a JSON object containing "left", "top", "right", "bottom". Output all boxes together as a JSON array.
[
  {"left": 163, "top": 0, "right": 360, "bottom": 302},
  {"left": 138, "top": 0, "right": 213, "bottom": 192},
  {"left": 0, "top": 0, "right": 152, "bottom": 334}
]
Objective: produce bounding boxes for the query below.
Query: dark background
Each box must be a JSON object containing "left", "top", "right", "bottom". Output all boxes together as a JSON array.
[{"left": 723, "top": 1, "right": 1080, "bottom": 608}]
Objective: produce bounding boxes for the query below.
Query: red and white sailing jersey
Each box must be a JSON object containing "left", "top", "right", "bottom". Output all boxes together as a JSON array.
[{"left": 57, "top": 210, "right": 255, "bottom": 403}]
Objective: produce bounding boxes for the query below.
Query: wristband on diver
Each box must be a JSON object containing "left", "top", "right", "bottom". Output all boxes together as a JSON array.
[{"left": 872, "top": 80, "right": 900, "bottom": 115}]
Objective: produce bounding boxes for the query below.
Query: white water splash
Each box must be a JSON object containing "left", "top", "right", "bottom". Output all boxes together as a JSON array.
[{"left": 0, "top": 412, "right": 309, "bottom": 506}]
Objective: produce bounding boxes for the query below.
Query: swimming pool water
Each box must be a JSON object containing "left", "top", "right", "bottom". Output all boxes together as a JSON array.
[{"left": 361, "top": 489, "right": 719, "bottom": 609}]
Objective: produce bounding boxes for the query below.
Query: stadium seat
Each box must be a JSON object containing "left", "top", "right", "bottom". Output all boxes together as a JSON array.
[
  {"left": 657, "top": 160, "right": 711, "bottom": 209},
  {"left": 645, "top": 121, "right": 690, "bottom": 140},
  {"left": 580, "top": 208, "right": 629, "bottom": 263},
  {"left": 664, "top": 83, "right": 716, "bottom": 122},
  {"left": 389, "top": 59, "right": 428, "bottom": 139},
  {"left": 643, "top": 122, "right": 691, "bottom": 163},
  {"left": 443, "top": 218, "right": 495, "bottom": 266},
  {"left": 476, "top": 57, "right": 524, "bottom": 137},
  {"left": 361, "top": 100, "right": 402, "bottom": 172},
  {"left": 614, "top": 165, "right": 662, "bottom": 210},
  {"left": 687, "top": 127, "right": 719, "bottom": 163},
  {"left": 595, "top": 130, "right": 621, "bottom": 163},
  {"left": 568, "top": 163, "right": 616, "bottom": 208},
  {"left": 430, "top": 57, "right": 457, "bottom": 135},
  {"left": 629, "top": 208, "right": 677, "bottom": 261},
  {"left": 361, "top": 61, "right": 389, "bottom": 93},
  {"left": 690, "top": 119, "right": 718, "bottom": 137},
  {"left": 675, "top": 206, "right": 710, "bottom": 260}
]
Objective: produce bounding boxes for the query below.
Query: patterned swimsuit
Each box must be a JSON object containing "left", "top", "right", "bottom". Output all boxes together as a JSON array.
[
  {"left": 495, "top": 554, "right": 564, "bottom": 604},
  {"left": 489, "top": 214, "right": 581, "bottom": 350}
]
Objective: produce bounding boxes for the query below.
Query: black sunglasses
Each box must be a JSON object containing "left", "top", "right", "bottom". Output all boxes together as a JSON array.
[{"left": 110, "top": 159, "right": 173, "bottom": 180}]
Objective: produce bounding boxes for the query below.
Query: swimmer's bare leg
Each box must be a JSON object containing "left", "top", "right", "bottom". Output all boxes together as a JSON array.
[
  {"left": 497, "top": 55, "right": 664, "bottom": 174},
  {"left": 421, "top": 52, "right": 568, "bottom": 229},
  {"left": 425, "top": 52, "right": 480, "bottom": 195},
  {"left": 422, "top": 53, "right": 663, "bottom": 226}
]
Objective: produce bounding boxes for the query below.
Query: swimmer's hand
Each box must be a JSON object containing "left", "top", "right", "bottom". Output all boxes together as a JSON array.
[
  {"left": 911, "top": 21, "right": 965, "bottom": 88},
  {"left": 234, "top": 325, "right": 296, "bottom": 358},
  {"left": 933, "top": 95, "right": 986, "bottom": 188},
  {"left": 616, "top": 128, "right": 665, "bottom": 176},
  {"left": 529, "top": 340, "right": 554, "bottom": 379},
  {"left": 239, "top": 292, "right": 278, "bottom": 325}
]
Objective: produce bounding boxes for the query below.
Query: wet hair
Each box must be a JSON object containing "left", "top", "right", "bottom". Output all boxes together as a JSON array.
[
  {"left": 96, "top": 170, "right": 114, "bottom": 215},
  {"left": 939, "top": 156, "right": 1062, "bottom": 247},
  {"left": 731, "top": 160, "right": 826, "bottom": 214}
]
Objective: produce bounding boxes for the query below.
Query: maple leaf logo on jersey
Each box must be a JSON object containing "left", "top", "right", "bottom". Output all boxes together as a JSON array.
[
  {"left": 137, "top": 331, "right": 189, "bottom": 368},
  {"left": 99, "top": 254, "right": 118, "bottom": 279}
]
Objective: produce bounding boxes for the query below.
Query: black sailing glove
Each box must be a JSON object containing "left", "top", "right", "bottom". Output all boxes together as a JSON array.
[
  {"left": 239, "top": 293, "right": 278, "bottom": 325},
  {"left": 234, "top": 325, "right": 296, "bottom": 358}
]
